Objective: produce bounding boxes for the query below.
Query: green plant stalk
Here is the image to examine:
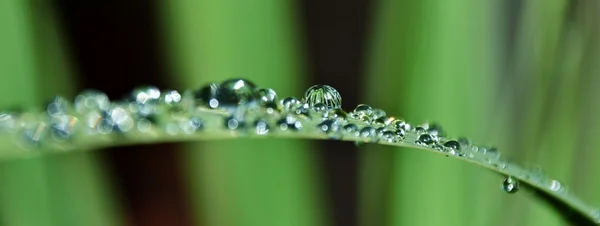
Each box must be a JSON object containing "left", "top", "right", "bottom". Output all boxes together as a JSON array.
[
  {"left": 0, "top": 89, "right": 598, "bottom": 225},
  {"left": 160, "top": 0, "right": 324, "bottom": 225}
]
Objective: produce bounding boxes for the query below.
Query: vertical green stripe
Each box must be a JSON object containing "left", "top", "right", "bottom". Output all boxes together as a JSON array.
[
  {"left": 366, "top": 0, "right": 498, "bottom": 225},
  {"left": 161, "top": 1, "right": 324, "bottom": 226},
  {"left": 0, "top": 2, "right": 122, "bottom": 226}
]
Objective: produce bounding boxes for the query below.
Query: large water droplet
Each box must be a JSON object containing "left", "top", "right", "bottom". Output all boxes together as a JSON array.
[
  {"left": 303, "top": 85, "right": 342, "bottom": 110},
  {"left": 443, "top": 140, "right": 461, "bottom": 151},
  {"left": 196, "top": 79, "right": 258, "bottom": 110},
  {"left": 417, "top": 134, "right": 433, "bottom": 145},
  {"left": 502, "top": 176, "right": 520, "bottom": 194},
  {"left": 195, "top": 83, "right": 220, "bottom": 109}
]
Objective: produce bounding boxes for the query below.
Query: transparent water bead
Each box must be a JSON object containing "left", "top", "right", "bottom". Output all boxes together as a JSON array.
[
  {"left": 256, "top": 88, "right": 280, "bottom": 112},
  {"left": 351, "top": 104, "right": 373, "bottom": 122},
  {"left": 443, "top": 140, "right": 461, "bottom": 151},
  {"left": 195, "top": 79, "right": 259, "bottom": 110},
  {"left": 502, "top": 176, "right": 520, "bottom": 194},
  {"left": 74, "top": 90, "right": 111, "bottom": 113},
  {"left": 417, "top": 134, "right": 434, "bottom": 145},
  {"left": 278, "top": 115, "right": 302, "bottom": 131},
  {"left": 303, "top": 85, "right": 342, "bottom": 109},
  {"left": 254, "top": 119, "right": 270, "bottom": 135}
]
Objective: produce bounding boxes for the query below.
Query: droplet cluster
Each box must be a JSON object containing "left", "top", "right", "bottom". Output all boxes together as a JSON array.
[{"left": 0, "top": 78, "right": 597, "bottom": 223}]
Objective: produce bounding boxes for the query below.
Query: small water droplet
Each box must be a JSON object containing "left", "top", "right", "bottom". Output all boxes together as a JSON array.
[
  {"left": 548, "top": 180, "right": 563, "bottom": 192},
  {"left": 281, "top": 97, "right": 300, "bottom": 110},
  {"left": 278, "top": 115, "right": 302, "bottom": 131},
  {"left": 443, "top": 140, "right": 461, "bottom": 151},
  {"left": 343, "top": 124, "right": 358, "bottom": 134},
  {"left": 325, "top": 108, "right": 348, "bottom": 120},
  {"left": 224, "top": 116, "right": 245, "bottom": 130},
  {"left": 132, "top": 86, "right": 161, "bottom": 104},
  {"left": 417, "top": 134, "right": 433, "bottom": 145},
  {"left": 415, "top": 126, "right": 426, "bottom": 134},
  {"left": 359, "top": 126, "right": 377, "bottom": 142},
  {"left": 256, "top": 88, "right": 280, "bottom": 112},
  {"left": 381, "top": 130, "right": 400, "bottom": 143},
  {"left": 303, "top": 85, "right": 342, "bottom": 109},
  {"left": 351, "top": 104, "right": 373, "bottom": 122},
  {"left": 502, "top": 176, "right": 520, "bottom": 194},
  {"left": 458, "top": 137, "right": 471, "bottom": 146},
  {"left": 371, "top": 109, "right": 386, "bottom": 120},
  {"left": 317, "top": 119, "right": 340, "bottom": 133},
  {"left": 181, "top": 117, "right": 203, "bottom": 134},
  {"left": 254, "top": 119, "right": 270, "bottom": 135},
  {"left": 163, "top": 90, "right": 182, "bottom": 105},
  {"left": 391, "top": 119, "right": 410, "bottom": 131},
  {"left": 74, "top": 90, "right": 111, "bottom": 113}
]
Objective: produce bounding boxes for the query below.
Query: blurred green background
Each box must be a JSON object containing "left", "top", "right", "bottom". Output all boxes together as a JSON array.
[{"left": 1, "top": 1, "right": 599, "bottom": 226}]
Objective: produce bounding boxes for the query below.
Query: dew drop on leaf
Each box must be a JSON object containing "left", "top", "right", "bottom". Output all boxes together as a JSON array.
[
  {"left": 502, "top": 176, "right": 520, "bottom": 194},
  {"left": 443, "top": 140, "right": 461, "bottom": 151},
  {"left": 303, "top": 85, "right": 342, "bottom": 109},
  {"left": 417, "top": 134, "right": 433, "bottom": 145}
]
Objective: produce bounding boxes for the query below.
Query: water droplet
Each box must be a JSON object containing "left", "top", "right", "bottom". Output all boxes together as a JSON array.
[
  {"left": 163, "top": 90, "right": 182, "bottom": 105},
  {"left": 303, "top": 85, "right": 342, "bottom": 109},
  {"left": 318, "top": 119, "right": 341, "bottom": 134},
  {"left": 194, "top": 83, "right": 220, "bottom": 109},
  {"left": 417, "top": 134, "right": 433, "bottom": 145},
  {"left": 415, "top": 126, "right": 426, "bottom": 134},
  {"left": 254, "top": 119, "right": 270, "bottom": 135},
  {"left": 351, "top": 104, "right": 373, "bottom": 122},
  {"left": 325, "top": 108, "right": 348, "bottom": 120},
  {"left": 278, "top": 115, "right": 302, "bottom": 131},
  {"left": 181, "top": 117, "right": 203, "bottom": 134},
  {"left": 74, "top": 90, "right": 111, "bottom": 113},
  {"left": 343, "top": 124, "right": 358, "bottom": 134},
  {"left": 359, "top": 126, "right": 377, "bottom": 142},
  {"left": 132, "top": 86, "right": 161, "bottom": 104},
  {"left": 391, "top": 119, "right": 410, "bottom": 131},
  {"left": 196, "top": 79, "right": 258, "bottom": 110},
  {"left": 224, "top": 116, "right": 244, "bottom": 130},
  {"left": 46, "top": 96, "right": 71, "bottom": 117},
  {"left": 256, "top": 88, "right": 280, "bottom": 112},
  {"left": 281, "top": 97, "right": 300, "bottom": 110},
  {"left": 502, "top": 176, "right": 520, "bottom": 194},
  {"left": 548, "top": 180, "right": 563, "bottom": 192},
  {"left": 381, "top": 130, "right": 400, "bottom": 143},
  {"left": 394, "top": 129, "right": 405, "bottom": 138},
  {"left": 50, "top": 115, "right": 77, "bottom": 141},
  {"left": 443, "top": 140, "right": 461, "bottom": 151},
  {"left": 371, "top": 109, "right": 386, "bottom": 120},
  {"left": 110, "top": 107, "right": 134, "bottom": 132}
]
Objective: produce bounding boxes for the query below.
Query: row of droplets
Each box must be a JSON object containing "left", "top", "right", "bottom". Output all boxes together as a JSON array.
[{"left": 0, "top": 78, "right": 590, "bottom": 202}]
